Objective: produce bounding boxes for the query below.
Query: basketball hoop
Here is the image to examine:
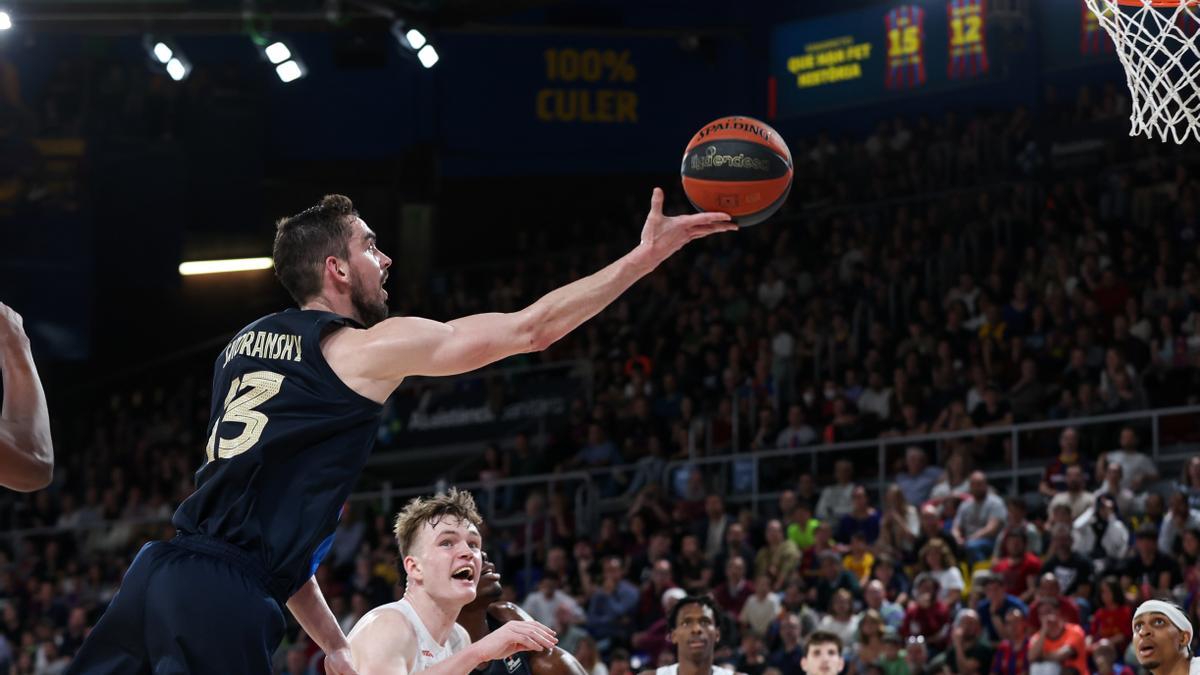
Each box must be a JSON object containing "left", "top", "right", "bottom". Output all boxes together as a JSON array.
[{"left": 1085, "top": 0, "right": 1200, "bottom": 144}]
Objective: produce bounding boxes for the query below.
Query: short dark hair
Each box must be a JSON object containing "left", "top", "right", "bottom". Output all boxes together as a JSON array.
[
  {"left": 272, "top": 194, "right": 358, "bottom": 304},
  {"left": 668, "top": 594, "right": 721, "bottom": 630},
  {"left": 804, "top": 630, "right": 843, "bottom": 656}
]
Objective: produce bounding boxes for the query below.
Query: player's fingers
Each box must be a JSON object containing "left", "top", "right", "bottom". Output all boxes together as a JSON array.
[
  {"left": 524, "top": 620, "right": 557, "bottom": 636},
  {"left": 648, "top": 187, "right": 664, "bottom": 217},
  {"left": 678, "top": 211, "right": 732, "bottom": 226}
]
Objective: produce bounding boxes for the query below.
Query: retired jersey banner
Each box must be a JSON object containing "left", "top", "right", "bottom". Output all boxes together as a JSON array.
[
  {"left": 771, "top": 0, "right": 1012, "bottom": 117},
  {"left": 948, "top": 0, "right": 988, "bottom": 79}
]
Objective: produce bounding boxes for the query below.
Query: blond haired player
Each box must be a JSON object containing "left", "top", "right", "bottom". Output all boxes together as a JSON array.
[{"left": 348, "top": 489, "right": 557, "bottom": 673}]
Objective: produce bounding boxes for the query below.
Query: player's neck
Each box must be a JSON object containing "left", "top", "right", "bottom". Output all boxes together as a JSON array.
[
  {"left": 678, "top": 652, "right": 714, "bottom": 675},
  {"left": 455, "top": 604, "right": 489, "bottom": 643},
  {"left": 404, "top": 589, "right": 462, "bottom": 646},
  {"left": 1149, "top": 655, "right": 1191, "bottom": 675},
  {"left": 301, "top": 295, "right": 356, "bottom": 323}
]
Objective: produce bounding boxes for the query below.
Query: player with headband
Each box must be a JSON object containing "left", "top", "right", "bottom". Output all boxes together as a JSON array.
[{"left": 1132, "top": 599, "right": 1200, "bottom": 675}]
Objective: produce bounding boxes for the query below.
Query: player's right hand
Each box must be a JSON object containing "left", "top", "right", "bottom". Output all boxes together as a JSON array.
[{"left": 476, "top": 620, "right": 557, "bottom": 660}]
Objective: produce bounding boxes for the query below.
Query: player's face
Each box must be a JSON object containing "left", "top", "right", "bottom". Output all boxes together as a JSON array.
[
  {"left": 801, "top": 643, "right": 844, "bottom": 675},
  {"left": 1133, "top": 612, "right": 1188, "bottom": 670},
  {"left": 475, "top": 551, "right": 503, "bottom": 603},
  {"left": 409, "top": 517, "right": 482, "bottom": 606},
  {"left": 669, "top": 603, "right": 719, "bottom": 661},
  {"left": 347, "top": 218, "right": 391, "bottom": 328}
]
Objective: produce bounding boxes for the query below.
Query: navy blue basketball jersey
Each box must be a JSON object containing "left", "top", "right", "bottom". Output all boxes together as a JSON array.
[
  {"left": 482, "top": 615, "right": 534, "bottom": 675},
  {"left": 172, "top": 309, "right": 382, "bottom": 602}
]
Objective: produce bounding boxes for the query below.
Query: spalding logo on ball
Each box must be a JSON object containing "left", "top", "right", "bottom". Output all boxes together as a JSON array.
[{"left": 681, "top": 116, "right": 793, "bottom": 227}]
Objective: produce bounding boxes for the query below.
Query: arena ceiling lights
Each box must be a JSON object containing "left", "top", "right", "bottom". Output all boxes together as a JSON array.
[
  {"left": 390, "top": 19, "right": 438, "bottom": 69},
  {"left": 258, "top": 37, "right": 308, "bottom": 83},
  {"left": 142, "top": 35, "right": 192, "bottom": 82},
  {"left": 0, "top": 9, "right": 12, "bottom": 31}
]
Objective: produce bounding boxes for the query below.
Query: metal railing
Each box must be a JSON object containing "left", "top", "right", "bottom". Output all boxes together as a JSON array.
[{"left": 660, "top": 404, "right": 1200, "bottom": 514}]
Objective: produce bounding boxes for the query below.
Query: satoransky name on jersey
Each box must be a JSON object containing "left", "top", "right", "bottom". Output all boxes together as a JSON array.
[{"left": 222, "top": 330, "right": 304, "bottom": 366}]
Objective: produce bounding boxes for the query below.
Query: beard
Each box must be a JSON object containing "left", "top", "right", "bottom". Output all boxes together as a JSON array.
[{"left": 350, "top": 271, "right": 389, "bottom": 328}]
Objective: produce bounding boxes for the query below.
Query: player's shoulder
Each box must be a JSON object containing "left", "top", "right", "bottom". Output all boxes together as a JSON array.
[
  {"left": 347, "top": 601, "right": 417, "bottom": 641},
  {"left": 488, "top": 600, "right": 532, "bottom": 623}
]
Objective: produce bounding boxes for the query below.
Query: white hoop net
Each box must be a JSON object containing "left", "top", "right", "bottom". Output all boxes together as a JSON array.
[{"left": 1085, "top": 0, "right": 1200, "bottom": 144}]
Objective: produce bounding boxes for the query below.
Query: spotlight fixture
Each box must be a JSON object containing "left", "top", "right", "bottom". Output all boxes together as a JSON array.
[
  {"left": 390, "top": 19, "right": 439, "bottom": 69},
  {"left": 0, "top": 10, "right": 13, "bottom": 31},
  {"left": 256, "top": 36, "right": 307, "bottom": 83},
  {"left": 143, "top": 35, "right": 192, "bottom": 82}
]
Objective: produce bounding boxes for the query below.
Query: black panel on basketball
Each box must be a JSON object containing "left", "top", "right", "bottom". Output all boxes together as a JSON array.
[{"left": 680, "top": 140, "right": 792, "bottom": 181}]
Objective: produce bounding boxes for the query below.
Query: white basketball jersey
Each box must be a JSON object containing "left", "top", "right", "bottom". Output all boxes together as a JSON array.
[
  {"left": 395, "top": 597, "right": 471, "bottom": 673},
  {"left": 654, "top": 664, "right": 735, "bottom": 675}
]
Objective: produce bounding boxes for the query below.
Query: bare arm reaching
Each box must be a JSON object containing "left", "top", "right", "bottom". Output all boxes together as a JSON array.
[
  {"left": 287, "top": 577, "right": 358, "bottom": 675},
  {"left": 0, "top": 303, "right": 52, "bottom": 492},
  {"left": 324, "top": 189, "right": 734, "bottom": 402}
]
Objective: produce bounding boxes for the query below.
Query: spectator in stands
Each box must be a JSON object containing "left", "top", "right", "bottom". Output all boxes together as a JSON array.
[
  {"left": 1041, "top": 523, "right": 1095, "bottom": 621},
  {"left": 713, "top": 522, "right": 755, "bottom": 588},
  {"left": 1091, "top": 638, "right": 1134, "bottom": 675},
  {"left": 929, "top": 450, "right": 971, "bottom": 503},
  {"left": 1122, "top": 523, "right": 1181, "bottom": 599},
  {"left": 878, "top": 485, "right": 919, "bottom": 560},
  {"left": 994, "top": 496, "right": 1042, "bottom": 560},
  {"left": 1096, "top": 427, "right": 1159, "bottom": 493},
  {"left": 713, "top": 557, "right": 753, "bottom": 617},
  {"left": 1050, "top": 465, "right": 1096, "bottom": 521},
  {"left": 864, "top": 579, "right": 905, "bottom": 632},
  {"left": 525, "top": 573, "right": 585, "bottom": 633},
  {"left": 896, "top": 447, "right": 941, "bottom": 507},
  {"left": 913, "top": 504, "right": 962, "bottom": 567},
  {"left": 775, "top": 404, "right": 816, "bottom": 449},
  {"left": 1028, "top": 574, "right": 1082, "bottom": 631},
  {"left": 952, "top": 472, "right": 1007, "bottom": 564},
  {"left": 989, "top": 607, "right": 1030, "bottom": 675},
  {"left": 585, "top": 556, "right": 639, "bottom": 647},
  {"left": 756, "top": 519, "right": 801, "bottom": 592},
  {"left": 847, "top": 609, "right": 886, "bottom": 673},
  {"left": 903, "top": 574, "right": 951, "bottom": 652},
  {"left": 1158, "top": 491, "right": 1200, "bottom": 555},
  {"left": 1087, "top": 576, "right": 1132, "bottom": 657},
  {"left": 836, "top": 486, "right": 881, "bottom": 545},
  {"left": 786, "top": 501, "right": 820, "bottom": 552},
  {"left": 1040, "top": 428, "right": 1084, "bottom": 499},
  {"left": 976, "top": 571, "right": 1029, "bottom": 644},
  {"left": 637, "top": 559, "right": 677, "bottom": 630},
  {"left": 816, "top": 460, "right": 856, "bottom": 523},
  {"left": 813, "top": 550, "right": 862, "bottom": 611},
  {"left": 1178, "top": 457, "right": 1200, "bottom": 511},
  {"left": 630, "top": 587, "right": 685, "bottom": 661},
  {"left": 1028, "top": 602, "right": 1088, "bottom": 675},
  {"left": 935, "top": 608, "right": 992, "bottom": 675},
  {"left": 1072, "top": 494, "right": 1130, "bottom": 577},
  {"left": 766, "top": 612, "right": 804, "bottom": 675},
  {"left": 1093, "top": 462, "right": 1140, "bottom": 519},
  {"left": 676, "top": 534, "right": 712, "bottom": 593},
  {"left": 700, "top": 494, "right": 732, "bottom": 562},
  {"left": 918, "top": 539, "right": 964, "bottom": 607},
  {"left": 740, "top": 574, "right": 781, "bottom": 639},
  {"left": 816, "top": 589, "right": 859, "bottom": 649}
]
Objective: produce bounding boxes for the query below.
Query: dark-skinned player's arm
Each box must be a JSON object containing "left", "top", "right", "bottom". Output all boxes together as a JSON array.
[
  {"left": 489, "top": 602, "right": 590, "bottom": 675},
  {"left": 338, "top": 190, "right": 732, "bottom": 388},
  {"left": 0, "top": 303, "right": 53, "bottom": 492}
]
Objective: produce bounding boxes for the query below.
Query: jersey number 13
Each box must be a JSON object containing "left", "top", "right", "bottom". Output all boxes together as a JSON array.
[{"left": 205, "top": 371, "right": 286, "bottom": 461}]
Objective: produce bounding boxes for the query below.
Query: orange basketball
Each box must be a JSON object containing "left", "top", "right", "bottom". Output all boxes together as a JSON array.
[{"left": 680, "top": 116, "right": 793, "bottom": 227}]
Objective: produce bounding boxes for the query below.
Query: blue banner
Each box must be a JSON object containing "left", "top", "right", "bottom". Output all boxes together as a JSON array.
[{"left": 435, "top": 31, "right": 754, "bottom": 175}]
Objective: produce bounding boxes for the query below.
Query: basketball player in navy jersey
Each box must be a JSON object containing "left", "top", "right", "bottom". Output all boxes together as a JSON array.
[
  {"left": 0, "top": 301, "right": 53, "bottom": 492},
  {"left": 456, "top": 551, "right": 588, "bottom": 675},
  {"left": 68, "top": 190, "right": 734, "bottom": 674}
]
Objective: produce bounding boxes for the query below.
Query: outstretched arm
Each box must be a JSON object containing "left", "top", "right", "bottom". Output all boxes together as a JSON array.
[
  {"left": 288, "top": 577, "right": 358, "bottom": 674},
  {"left": 326, "top": 189, "right": 733, "bottom": 400},
  {"left": 0, "top": 303, "right": 52, "bottom": 492}
]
